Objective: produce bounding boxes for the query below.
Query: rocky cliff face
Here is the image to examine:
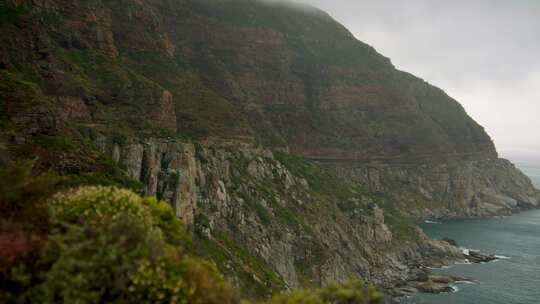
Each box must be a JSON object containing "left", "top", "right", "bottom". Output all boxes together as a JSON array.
[
  {"left": 327, "top": 158, "right": 540, "bottom": 219},
  {"left": 0, "top": 0, "right": 496, "bottom": 160},
  {"left": 100, "top": 137, "right": 464, "bottom": 297}
]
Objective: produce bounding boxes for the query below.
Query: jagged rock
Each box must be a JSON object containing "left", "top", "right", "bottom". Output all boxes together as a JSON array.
[
  {"left": 153, "top": 90, "right": 177, "bottom": 133},
  {"left": 465, "top": 250, "right": 497, "bottom": 263},
  {"left": 102, "top": 138, "right": 459, "bottom": 291},
  {"left": 364, "top": 205, "right": 392, "bottom": 243},
  {"left": 111, "top": 145, "right": 120, "bottom": 163},
  {"left": 413, "top": 281, "right": 455, "bottom": 294},
  {"left": 442, "top": 237, "right": 458, "bottom": 247},
  {"left": 328, "top": 159, "right": 540, "bottom": 219},
  {"left": 108, "top": 140, "right": 200, "bottom": 228},
  {"left": 121, "top": 144, "right": 144, "bottom": 180}
]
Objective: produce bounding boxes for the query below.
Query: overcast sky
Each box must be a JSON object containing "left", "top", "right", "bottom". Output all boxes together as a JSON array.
[{"left": 294, "top": 0, "right": 539, "bottom": 159}]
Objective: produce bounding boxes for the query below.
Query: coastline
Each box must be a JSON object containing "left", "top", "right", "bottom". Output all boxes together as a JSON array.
[
  {"left": 402, "top": 208, "right": 540, "bottom": 304},
  {"left": 395, "top": 205, "right": 539, "bottom": 300}
]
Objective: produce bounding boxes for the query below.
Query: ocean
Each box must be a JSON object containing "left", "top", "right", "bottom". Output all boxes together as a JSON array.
[
  {"left": 515, "top": 161, "right": 540, "bottom": 189},
  {"left": 402, "top": 163, "right": 540, "bottom": 304}
]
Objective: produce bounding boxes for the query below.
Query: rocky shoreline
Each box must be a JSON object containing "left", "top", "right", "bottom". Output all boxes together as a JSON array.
[{"left": 390, "top": 238, "right": 499, "bottom": 300}]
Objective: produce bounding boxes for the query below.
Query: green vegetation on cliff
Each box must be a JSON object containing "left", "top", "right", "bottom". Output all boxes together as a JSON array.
[
  {"left": 0, "top": 163, "right": 382, "bottom": 303},
  {"left": 0, "top": 0, "right": 496, "bottom": 162}
]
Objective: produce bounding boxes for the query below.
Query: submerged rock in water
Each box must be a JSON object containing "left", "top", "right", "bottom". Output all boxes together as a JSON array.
[
  {"left": 442, "top": 237, "right": 459, "bottom": 247},
  {"left": 465, "top": 249, "right": 498, "bottom": 263}
]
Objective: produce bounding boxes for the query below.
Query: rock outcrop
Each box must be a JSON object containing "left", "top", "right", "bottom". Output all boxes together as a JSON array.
[
  {"left": 153, "top": 90, "right": 177, "bottom": 133},
  {"left": 327, "top": 158, "right": 540, "bottom": 219},
  {"left": 97, "top": 138, "right": 467, "bottom": 296},
  {"left": 101, "top": 139, "right": 198, "bottom": 228}
]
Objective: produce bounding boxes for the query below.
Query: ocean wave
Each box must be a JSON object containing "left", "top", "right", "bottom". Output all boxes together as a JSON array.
[
  {"left": 460, "top": 247, "right": 480, "bottom": 256},
  {"left": 494, "top": 255, "right": 511, "bottom": 259},
  {"left": 424, "top": 220, "right": 442, "bottom": 224},
  {"left": 449, "top": 285, "right": 459, "bottom": 293},
  {"left": 427, "top": 265, "right": 453, "bottom": 270},
  {"left": 455, "top": 259, "right": 472, "bottom": 265}
]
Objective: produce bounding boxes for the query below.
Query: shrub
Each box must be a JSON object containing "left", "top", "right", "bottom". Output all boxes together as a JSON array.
[
  {"left": 3, "top": 186, "right": 236, "bottom": 304},
  {"left": 2, "top": 186, "right": 383, "bottom": 304},
  {"left": 270, "top": 279, "right": 383, "bottom": 304},
  {"left": 0, "top": 161, "right": 58, "bottom": 218}
]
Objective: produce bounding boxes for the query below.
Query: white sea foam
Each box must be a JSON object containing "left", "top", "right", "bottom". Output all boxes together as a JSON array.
[
  {"left": 424, "top": 220, "right": 442, "bottom": 224},
  {"left": 494, "top": 255, "right": 511, "bottom": 259},
  {"left": 460, "top": 247, "right": 481, "bottom": 256},
  {"left": 455, "top": 259, "right": 472, "bottom": 265},
  {"left": 428, "top": 265, "right": 453, "bottom": 270},
  {"left": 449, "top": 285, "right": 459, "bottom": 293},
  {"left": 455, "top": 280, "right": 477, "bottom": 285}
]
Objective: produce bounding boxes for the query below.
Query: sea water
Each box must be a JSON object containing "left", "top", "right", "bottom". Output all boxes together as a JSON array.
[
  {"left": 402, "top": 164, "right": 540, "bottom": 304},
  {"left": 516, "top": 161, "right": 540, "bottom": 189}
]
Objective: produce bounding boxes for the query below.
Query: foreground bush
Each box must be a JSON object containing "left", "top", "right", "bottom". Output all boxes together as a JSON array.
[
  {"left": 0, "top": 161, "right": 58, "bottom": 279},
  {"left": 1, "top": 185, "right": 382, "bottom": 304},
  {"left": 270, "top": 279, "right": 382, "bottom": 304},
  {"left": 3, "top": 186, "right": 236, "bottom": 304}
]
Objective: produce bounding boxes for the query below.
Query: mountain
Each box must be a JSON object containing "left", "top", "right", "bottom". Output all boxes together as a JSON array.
[{"left": 1, "top": 0, "right": 539, "bottom": 299}]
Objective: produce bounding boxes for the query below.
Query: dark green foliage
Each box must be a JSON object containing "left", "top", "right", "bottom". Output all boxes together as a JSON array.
[
  {"left": 0, "top": 71, "right": 50, "bottom": 108},
  {"left": 270, "top": 279, "right": 383, "bottom": 304},
  {"left": 274, "top": 152, "right": 361, "bottom": 201},
  {"left": 25, "top": 133, "right": 143, "bottom": 191},
  {"left": 195, "top": 232, "right": 287, "bottom": 299},
  {"left": 0, "top": 95, "right": 5, "bottom": 118},
  {"left": 57, "top": 154, "right": 141, "bottom": 190},
  {"left": 0, "top": 162, "right": 56, "bottom": 294},
  {"left": 274, "top": 152, "right": 420, "bottom": 241},
  {"left": 191, "top": 0, "right": 386, "bottom": 68},
  {"left": 0, "top": 161, "right": 58, "bottom": 219},
  {"left": 33, "top": 135, "right": 75, "bottom": 151},
  {"left": 2, "top": 187, "right": 236, "bottom": 304},
  {"left": 0, "top": 162, "right": 386, "bottom": 303},
  {"left": 0, "top": 0, "right": 495, "bottom": 161},
  {"left": 0, "top": 2, "right": 27, "bottom": 25}
]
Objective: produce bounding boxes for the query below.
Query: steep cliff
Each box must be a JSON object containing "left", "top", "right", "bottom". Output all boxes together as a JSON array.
[
  {"left": 98, "top": 137, "right": 464, "bottom": 297},
  {"left": 0, "top": 0, "right": 496, "bottom": 160},
  {"left": 1, "top": 0, "right": 539, "bottom": 299},
  {"left": 327, "top": 158, "right": 539, "bottom": 219}
]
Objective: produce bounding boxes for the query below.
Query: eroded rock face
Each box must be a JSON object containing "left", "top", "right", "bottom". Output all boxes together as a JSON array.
[
  {"left": 328, "top": 158, "right": 540, "bottom": 219},
  {"left": 102, "top": 139, "right": 468, "bottom": 295},
  {"left": 107, "top": 140, "right": 198, "bottom": 229},
  {"left": 103, "top": 137, "right": 538, "bottom": 295},
  {"left": 56, "top": 96, "right": 92, "bottom": 122},
  {"left": 88, "top": 7, "right": 118, "bottom": 58},
  {"left": 153, "top": 90, "right": 177, "bottom": 133}
]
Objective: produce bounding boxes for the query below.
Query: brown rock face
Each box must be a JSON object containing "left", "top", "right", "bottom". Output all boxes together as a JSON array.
[
  {"left": 56, "top": 96, "right": 91, "bottom": 122},
  {"left": 0, "top": 0, "right": 497, "bottom": 161},
  {"left": 153, "top": 90, "right": 177, "bottom": 133},
  {"left": 110, "top": 140, "right": 199, "bottom": 230},
  {"left": 88, "top": 8, "right": 118, "bottom": 58}
]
